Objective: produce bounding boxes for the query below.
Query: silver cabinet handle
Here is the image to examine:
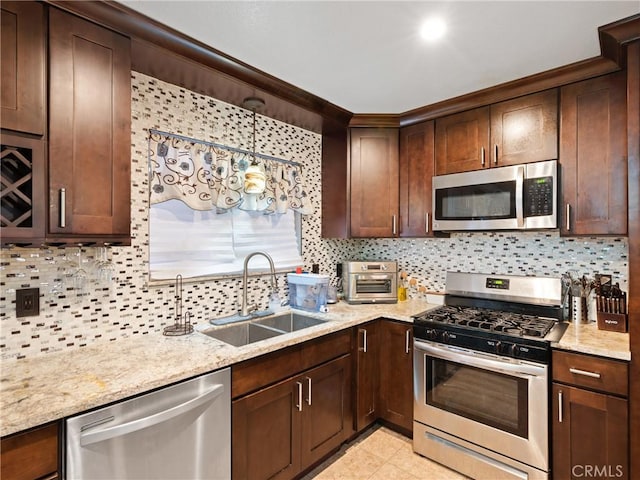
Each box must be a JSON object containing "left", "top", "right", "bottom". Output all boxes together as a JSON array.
[
  {"left": 295, "top": 381, "right": 303, "bottom": 411},
  {"left": 515, "top": 166, "right": 525, "bottom": 228},
  {"left": 405, "top": 329, "right": 411, "bottom": 354},
  {"left": 59, "top": 188, "right": 66, "bottom": 228},
  {"left": 425, "top": 213, "right": 430, "bottom": 233},
  {"left": 305, "top": 377, "right": 312, "bottom": 406},
  {"left": 80, "top": 384, "right": 224, "bottom": 446},
  {"left": 481, "top": 147, "right": 485, "bottom": 166},
  {"left": 569, "top": 367, "right": 601, "bottom": 379},
  {"left": 494, "top": 144, "right": 498, "bottom": 164},
  {"left": 359, "top": 328, "right": 368, "bottom": 353},
  {"left": 566, "top": 204, "right": 571, "bottom": 231},
  {"left": 392, "top": 215, "right": 397, "bottom": 235},
  {"left": 558, "top": 390, "right": 563, "bottom": 423}
]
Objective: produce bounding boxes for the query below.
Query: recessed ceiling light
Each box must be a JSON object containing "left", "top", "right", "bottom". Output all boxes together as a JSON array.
[{"left": 420, "top": 17, "right": 447, "bottom": 42}]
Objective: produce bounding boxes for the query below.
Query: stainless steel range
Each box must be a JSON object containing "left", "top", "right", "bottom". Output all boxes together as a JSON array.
[{"left": 413, "top": 272, "right": 567, "bottom": 480}]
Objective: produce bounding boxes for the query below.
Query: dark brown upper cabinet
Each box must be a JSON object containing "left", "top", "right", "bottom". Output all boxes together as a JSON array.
[
  {"left": 349, "top": 128, "right": 399, "bottom": 237},
  {"left": 0, "top": 132, "right": 46, "bottom": 243},
  {"left": 48, "top": 8, "right": 131, "bottom": 244},
  {"left": 560, "top": 71, "right": 627, "bottom": 236},
  {"left": 0, "top": 1, "right": 46, "bottom": 136},
  {"left": 435, "top": 107, "right": 490, "bottom": 175},
  {"left": 435, "top": 90, "right": 558, "bottom": 175},
  {"left": 399, "top": 121, "right": 435, "bottom": 237}
]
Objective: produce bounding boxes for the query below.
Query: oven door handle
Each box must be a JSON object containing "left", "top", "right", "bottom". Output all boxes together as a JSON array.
[
  {"left": 414, "top": 339, "right": 546, "bottom": 378},
  {"left": 515, "top": 165, "right": 525, "bottom": 228}
]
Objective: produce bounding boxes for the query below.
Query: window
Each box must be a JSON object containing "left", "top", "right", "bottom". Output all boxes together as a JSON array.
[
  {"left": 147, "top": 131, "right": 310, "bottom": 281},
  {"left": 149, "top": 200, "right": 303, "bottom": 281}
]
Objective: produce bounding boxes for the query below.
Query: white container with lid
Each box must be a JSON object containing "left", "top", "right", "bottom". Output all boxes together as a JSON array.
[{"left": 287, "top": 273, "right": 330, "bottom": 312}]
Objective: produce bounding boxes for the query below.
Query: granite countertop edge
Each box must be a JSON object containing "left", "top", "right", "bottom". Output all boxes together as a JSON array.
[{"left": 1, "top": 301, "right": 631, "bottom": 438}]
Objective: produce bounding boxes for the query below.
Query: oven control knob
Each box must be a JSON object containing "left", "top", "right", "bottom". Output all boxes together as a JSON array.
[
  {"left": 494, "top": 341, "right": 502, "bottom": 354},
  {"left": 441, "top": 331, "right": 450, "bottom": 343},
  {"left": 509, "top": 344, "right": 519, "bottom": 356},
  {"left": 426, "top": 329, "right": 438, "bottom": 340}
]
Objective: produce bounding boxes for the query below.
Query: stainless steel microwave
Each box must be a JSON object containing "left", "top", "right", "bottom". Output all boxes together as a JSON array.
[{"left": 432, "top": 159, "right": 557, "bottom": 231}]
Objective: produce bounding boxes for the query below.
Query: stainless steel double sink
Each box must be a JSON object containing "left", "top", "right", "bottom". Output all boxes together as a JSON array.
[{"left": 200, "top": 311, "right": 327, "bottom": 347}]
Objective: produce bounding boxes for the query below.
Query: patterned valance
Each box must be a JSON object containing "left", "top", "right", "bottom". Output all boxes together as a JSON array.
[{"left": 148, "top": 131, "right": 313, "bottom": 215}]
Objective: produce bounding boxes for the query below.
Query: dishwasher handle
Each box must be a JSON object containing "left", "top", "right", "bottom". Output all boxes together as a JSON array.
[{"left": 80, "top": 383, "right": 225, "bottom": 446}]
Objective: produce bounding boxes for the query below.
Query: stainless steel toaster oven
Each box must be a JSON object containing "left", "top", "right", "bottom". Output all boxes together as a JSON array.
[{"left": 343, "top": 260, "right": 397, "bottom": 304}]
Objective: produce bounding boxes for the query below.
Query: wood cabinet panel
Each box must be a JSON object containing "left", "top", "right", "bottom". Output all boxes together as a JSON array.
[
  {"left": 552, "top": 350, "right": 629, "bottom": 396},
  {"left": 379, "top": 321, "right": 413, "bottom": 433},
  {"left": 233, "top": 376, "right": 301, "bottom": 480},
  {"left": 232, "top": 330, "right": 351, "bottom": 399},
  {"left": 552, "top": 384, "right": 628, "bottom": 480},
  {"left": 435, "top": 90, "right": 557, "bottom": 175},
  {"left": 350, "top": 128, "right": 399, "bottom": 237},
  {"left": 0, "top": 422, "right": 59, "bottom": 480},
  {"left": 0, "top": 132, "right": 46, "bottom": 244},
  {"left": 560, "top": 71, "right": 627, "bottom": 235},
  {"left": 435, "top": 107, "right": 490, "bottom": 174},
  {"left": 399, "top": 121, "right": 435, "bottom": 237},
  {"left": 0, "top": 1, "right": 46, "bottom": 135},
  {"left": 300, "top": 355, "right": 353, "bottom": 468},
  {"left": 233, "top": 353, "right": 352, "bottom": 480},
  {"left": 48, "top": 8, "right": 131, "bottom": 240},
  {"left": 490, "top": 89, "right": 558, "bottom": 167},
  {"left": 355, "top": 321, "right": 380, "bottom": 431}
]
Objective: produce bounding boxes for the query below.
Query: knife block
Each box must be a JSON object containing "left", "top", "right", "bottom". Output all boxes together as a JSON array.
[{"left": 596, "top": 312, "right": 628, "bottom": 332}]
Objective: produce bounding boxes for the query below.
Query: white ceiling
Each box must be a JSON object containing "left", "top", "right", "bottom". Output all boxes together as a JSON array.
[{"left": 120, "top": 1, "right": 639, "bottom": 114}]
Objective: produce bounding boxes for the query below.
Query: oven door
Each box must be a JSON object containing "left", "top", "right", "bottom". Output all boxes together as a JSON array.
[
  {"left": 346, "top": 273, "right": 397, "bottom": 303},
  {"left": 413, "top": 339, "right": 549, "bottom": 472}
]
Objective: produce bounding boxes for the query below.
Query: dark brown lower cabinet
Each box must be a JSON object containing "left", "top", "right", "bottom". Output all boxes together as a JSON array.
[
  {"left": 552, "top": 384, "right": 628, "bottom": 480},
  {"left": 355, "top": 321, "right": 380, "bottom": 431},
  {"left": 379, "top": 320, "right": 413, "bottom": 433},
  {"left": 233, "top": 354, "right": 352, "bottom": 480},
  {"left": 0, "top": 422, "right": 59, "bottom": 480}
]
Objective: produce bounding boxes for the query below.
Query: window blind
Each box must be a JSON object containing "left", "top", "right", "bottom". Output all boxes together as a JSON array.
[{"left": 149, "top": 199, "right": 302, "bottom": 280}]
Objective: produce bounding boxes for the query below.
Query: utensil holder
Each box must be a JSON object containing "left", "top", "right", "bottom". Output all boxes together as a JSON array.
[{"left": 572, "top": 296, "right": 588, "bottom": 323}]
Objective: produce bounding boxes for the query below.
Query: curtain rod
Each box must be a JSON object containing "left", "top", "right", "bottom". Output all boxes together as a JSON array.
[{"left": 149, "top": 129, "right": 302, "bottom": 167}]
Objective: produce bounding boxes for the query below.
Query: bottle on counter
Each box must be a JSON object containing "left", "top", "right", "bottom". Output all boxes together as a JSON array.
[{"left": 398, "top": 271, "right": 407, "bottom": 302}]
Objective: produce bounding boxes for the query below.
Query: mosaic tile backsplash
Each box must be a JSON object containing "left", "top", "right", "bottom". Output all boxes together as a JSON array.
[{"left": 0, "top": 73, "right": 629, "bottom": 360}]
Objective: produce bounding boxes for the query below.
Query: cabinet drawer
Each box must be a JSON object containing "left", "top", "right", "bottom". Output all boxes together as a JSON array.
[
  {"left": 552, "top": 350, "right": 628, "bottom": 396},
  {"left": 232, "top": 330, "right": 351, "bottom": 398},
  {"left": 1, "top": 422, "right": 59, "bottom": 480}
]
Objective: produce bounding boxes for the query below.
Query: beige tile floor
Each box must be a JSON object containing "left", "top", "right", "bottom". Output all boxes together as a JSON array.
[{"left": 303, "top": 425, "right": 470, "bottom": 480}]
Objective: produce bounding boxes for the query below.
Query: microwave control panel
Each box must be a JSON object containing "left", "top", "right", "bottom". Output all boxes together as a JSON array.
[{"left": 524, "top": 176, "right": 554, "bottom": 217}]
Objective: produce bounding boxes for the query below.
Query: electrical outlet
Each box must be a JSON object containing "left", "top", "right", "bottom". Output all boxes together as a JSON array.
[{"left": 16, "top": 288, "right": 40, "bottom": 318}]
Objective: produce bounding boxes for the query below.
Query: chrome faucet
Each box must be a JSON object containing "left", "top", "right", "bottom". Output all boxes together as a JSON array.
[{"left": 240, "top": 251, "right": 278, "bottom": 317}]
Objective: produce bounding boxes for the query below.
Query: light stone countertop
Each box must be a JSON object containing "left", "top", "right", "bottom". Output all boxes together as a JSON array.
[
  {"left": 1, "top": 299, "right": 632, "bottom": 438},
  {"left": 552, "top": 320, "right": 631, "bottom": 361},
  {"left": 0, "top": 299, "right": 435, "bottom": 438}
]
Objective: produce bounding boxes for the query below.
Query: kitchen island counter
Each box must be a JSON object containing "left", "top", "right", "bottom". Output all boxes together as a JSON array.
[{"left": 0, "top": 299, "right": 435, "bottom": 438}]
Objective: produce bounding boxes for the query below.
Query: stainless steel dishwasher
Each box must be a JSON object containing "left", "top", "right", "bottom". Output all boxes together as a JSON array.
[{"left": 65, "top": 367, "right": 230, "bottom": 479}]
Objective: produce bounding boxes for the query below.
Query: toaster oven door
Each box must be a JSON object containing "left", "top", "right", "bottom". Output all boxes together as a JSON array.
[{"left": 347, "top": 273, "right": 397, "bottom": 303}]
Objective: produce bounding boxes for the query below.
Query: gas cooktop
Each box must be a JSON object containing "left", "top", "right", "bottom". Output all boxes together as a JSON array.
[
  {"left": 414, "top": 305, "right": 556, "bottom": 338},
  {"left": 412, "top": 272, "right": 569, "bottom": 364}
]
